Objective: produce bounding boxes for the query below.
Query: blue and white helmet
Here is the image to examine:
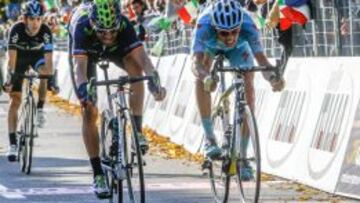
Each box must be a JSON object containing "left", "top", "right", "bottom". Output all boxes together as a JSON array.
[
  {"left": 23, "top": 0, "right": 44, "bottom": 17},
  {"left": 211, "top": 0, "right": 243, "bottom": 30}
]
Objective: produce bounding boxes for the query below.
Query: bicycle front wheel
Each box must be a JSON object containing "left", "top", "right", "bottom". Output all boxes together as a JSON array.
[
  {"left": 208, "top": 112, "right": 231, "bottom": 203},
  {"left": 123, "top": 112, "right": 145, "bottom": 203},
  {"left": 99, "top": 110, "right": 122, "bottom": 202},
  {"left": 19, "top": 99, "right": 35, "bottom": 174},
  {"left": 236, "top": 106, "right": 261, "bottom": 203}
]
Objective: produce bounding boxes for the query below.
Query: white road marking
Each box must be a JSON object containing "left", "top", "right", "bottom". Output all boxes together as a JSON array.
[
  {"left": 0, "top": 181, "right": 286, "bottom": 199},
  {"left": 0, "top": 184, "right": 26, "bottom": 199}
]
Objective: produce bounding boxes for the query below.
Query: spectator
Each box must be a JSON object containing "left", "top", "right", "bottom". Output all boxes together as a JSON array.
[
  {"left": 130, "top": 0, "right": 147, "bottom": 41},
  {"left": 339, "top": 0, "right": 360, "bottom": 55}
]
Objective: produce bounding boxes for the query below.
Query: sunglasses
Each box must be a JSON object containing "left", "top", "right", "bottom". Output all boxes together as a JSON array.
[
  {"left": 95, "top": 27, "right": 118, "bottom": 35},
  {"left": 217, "top": 28, "right": 240, "bottom": 37}
]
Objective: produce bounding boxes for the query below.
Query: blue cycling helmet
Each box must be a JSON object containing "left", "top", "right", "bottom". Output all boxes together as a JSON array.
[
  {"left": 212, "top": 0, "right": 243, "bottom": 30},
  {"left": 23, "top": 0, "right": 44, "bottom": 17},
  {"left": 90, "top": 0, "right": 121, "bottom": 30}
]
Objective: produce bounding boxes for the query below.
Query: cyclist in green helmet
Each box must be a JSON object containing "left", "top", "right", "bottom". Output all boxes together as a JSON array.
[{"left": 69, "top": 0, "right": 166, "bottom": 199}]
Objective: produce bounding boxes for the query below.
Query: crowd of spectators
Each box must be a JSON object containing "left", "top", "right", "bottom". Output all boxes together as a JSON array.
[{"left": 0, "top": 0, "right": 358, "bottom": 57}]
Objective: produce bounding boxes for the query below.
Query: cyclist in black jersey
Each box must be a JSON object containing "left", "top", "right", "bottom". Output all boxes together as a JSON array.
[
  {"left": 69, "top": 0, "right": 166, "bottom": 198},
  {"left": 3, "top": 0, "right": 55, "bottom": 162}
]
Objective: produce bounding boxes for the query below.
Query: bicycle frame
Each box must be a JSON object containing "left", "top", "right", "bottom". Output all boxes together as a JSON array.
[
  {"left": 212, "top": 56, "right": 249, "bottom": 166},
  {"left": 99, "top": 62, "right": 129, "bottom": 181}
]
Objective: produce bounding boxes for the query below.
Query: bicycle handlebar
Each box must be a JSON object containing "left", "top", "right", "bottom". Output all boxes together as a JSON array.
[
  {"left": 90, "top": 75, "right": 153, "bottom": 87},
  {"left": 13, "top": 73, "right": 54, "bottom": 80},
  {"left": 216, "top": 66, "right": 278, "bottom": 73},
  {"left": 211, "top": 54, "right": 283, "bottom": 81}
]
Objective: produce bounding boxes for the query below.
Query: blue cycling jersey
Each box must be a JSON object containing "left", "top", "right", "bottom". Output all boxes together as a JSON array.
[{"left": 191, "top": 6, "right": 263, "bottom": 57}]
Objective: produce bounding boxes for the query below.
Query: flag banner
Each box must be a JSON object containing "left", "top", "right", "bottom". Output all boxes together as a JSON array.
[
  {"left": 177, "top": 0, "right": 199, "bottom": 24},
  {"left": 279, "top": 0, "right": 310, "bottom": 30}
]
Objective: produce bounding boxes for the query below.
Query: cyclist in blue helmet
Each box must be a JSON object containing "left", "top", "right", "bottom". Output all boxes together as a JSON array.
[
  {"left": 3, "top": 0, "right": 56, "bottom": 161},
  {"left": 191, "top": 0, "right": 285, "bottom": 180}
]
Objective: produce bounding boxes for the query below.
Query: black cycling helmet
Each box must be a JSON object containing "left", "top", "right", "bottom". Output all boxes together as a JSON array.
[{"left": 23, "top": 0, "right": 44, "bottom": 17}]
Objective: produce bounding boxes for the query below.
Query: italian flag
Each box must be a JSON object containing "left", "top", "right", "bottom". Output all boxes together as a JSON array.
[
  {"left": 279, "top": 0, "right": 310, "bottom": 31},
  {"left": 177, "top": 0, "right": 199, "bottom": 25},
  {"left": 249, "top": 12, "right": 266, "bottom": 29}
]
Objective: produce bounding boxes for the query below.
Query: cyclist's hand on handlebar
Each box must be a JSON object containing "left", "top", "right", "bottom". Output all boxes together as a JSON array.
[
  {"left": 270, "top": 77, "right": 285, "bottom": 92},
  {"left": 152, "top": 86, "right": 166, "bottom": 101},
  {"left": 148, "top": 71, "right": 166, "bottom": 101},
  {"left": 203, "top": 75, "right": 218, "bottom": 92},
  {"left": 3, "top": 71, "right": 14, "bottom": 93}
]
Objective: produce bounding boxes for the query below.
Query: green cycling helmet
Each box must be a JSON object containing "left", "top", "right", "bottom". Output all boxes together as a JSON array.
[{"left": 90, "top": 0, "right": 121, "bottom": 30}]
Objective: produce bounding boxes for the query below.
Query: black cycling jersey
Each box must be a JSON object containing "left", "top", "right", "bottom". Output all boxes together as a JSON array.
[
  {"left": 69, "top": 3, "right": 143, "bottom": 81},
  {"left": 7, "top": 21, "right": 53, "bottom": 92},
  {"left": 8, "top": 22, "right": 53, "bottom": 54}
]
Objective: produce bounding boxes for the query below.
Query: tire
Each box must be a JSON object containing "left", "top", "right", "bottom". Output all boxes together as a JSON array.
[
  {"left": 19, "top": 100, "right": 34, "bottom": 174},
  {"left": 24, "top": 99, "right": 35, "bottom": 175},
  {"left": 18, "top": 104, "right": 27, "bottom": 172},
  {"left": 236, "top": 106, "right": 261, "bottom": 203},
  {"left": 19, "top": 135, "right": 26, "bottom": 173},
  {"left": 100, "top": 110, "right": 122, "bottom": 203},
  {"left": 208, "top": 160, "right": 231, "bottom": 203},
  {"left": 208, "top": 110, "right": 231, "bottom": 203},
  {"left": 123, "top": 111, "right": 145, "bottom": 203}
]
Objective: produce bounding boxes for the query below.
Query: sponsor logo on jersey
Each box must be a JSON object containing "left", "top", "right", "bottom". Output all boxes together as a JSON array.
[{"left": 11, "top": 33, "right": 19, "bottom": 43}]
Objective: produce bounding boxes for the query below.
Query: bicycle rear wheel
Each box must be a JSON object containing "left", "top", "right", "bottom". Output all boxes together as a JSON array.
[
  {"left": 236, "top": 106, "right": 261, "bottom": 203},
  {"left": 123, "top": 112, "right": 145, "bottom": 203}
]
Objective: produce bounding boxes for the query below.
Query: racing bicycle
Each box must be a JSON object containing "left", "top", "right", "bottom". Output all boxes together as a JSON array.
[
  {"left": 202, "top": 54, "right": 282, "bottom": 203},
  {"left": 90, "top": 60, "right": 152, "bottom": 203}
]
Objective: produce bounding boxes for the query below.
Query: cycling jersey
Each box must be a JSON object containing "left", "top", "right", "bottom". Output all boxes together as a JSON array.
[
  {"left": 8, "top": 22, "right": 53, "bottom": 92},
  {"left": 191, "top": 7, "right": 264, "bottom": 68},
  {"left": 69, "top": 3, "right": 142, "bottom": 59},
  {"left": 69, "top": 2, "right": 143, "bottom": 96},
  {"left": 8, "top": 22, "right": 53, "bottom": 54}
]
